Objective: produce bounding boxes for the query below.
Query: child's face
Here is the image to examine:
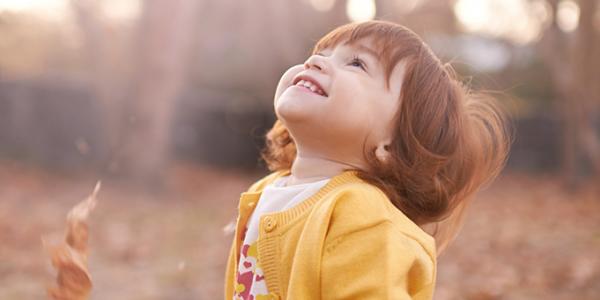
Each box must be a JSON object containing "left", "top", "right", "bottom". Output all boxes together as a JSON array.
[{"left": 273, "top": 38, "right": 406, "bottom": 167}]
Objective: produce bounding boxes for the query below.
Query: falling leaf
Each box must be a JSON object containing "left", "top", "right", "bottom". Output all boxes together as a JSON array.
[
  {"left": 74, "top": 138, "right": 90, "bottom": 156},
  {"left": 178, "top": 260, "right": 186, "bottom": 271},
  {"left": 44, "top": 181, "right": 100, "bottom": 300},
  {"left": 222, "top": 219, "right": 236, "bottom": 236}
]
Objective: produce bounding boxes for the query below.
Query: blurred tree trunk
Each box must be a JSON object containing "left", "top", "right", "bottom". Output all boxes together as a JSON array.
[
  {"left": 116, "top": 0, "right": 200, "bottom": 184},
  {"left": 72, "top": 0, "right": 199, "bottom": 185},
  {"left": 70, "top": 0, "right": 126, "bottom": 168},
  {"left": 537, "top": 0, "right": 600, "bottom": 187}
]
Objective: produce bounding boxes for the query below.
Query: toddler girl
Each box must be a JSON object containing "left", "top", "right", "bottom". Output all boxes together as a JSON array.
[{"left": 224, "top": 20, "right": 510, "bottom": 300}]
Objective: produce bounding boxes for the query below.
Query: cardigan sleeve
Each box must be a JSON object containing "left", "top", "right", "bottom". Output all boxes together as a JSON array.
[{"left": 320, "top": 221, "right": 435, "bottom": 300}]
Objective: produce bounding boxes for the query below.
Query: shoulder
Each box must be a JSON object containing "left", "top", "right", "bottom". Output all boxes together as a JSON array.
[
  {"left": 326, "top": 182, "right": 390, "bottom": 229},
  {"left": 325, "top": 180, "right": 437, "bottom": 262},
  {"left": 320, "top": 217, "right": 436, "bottom": 298}
]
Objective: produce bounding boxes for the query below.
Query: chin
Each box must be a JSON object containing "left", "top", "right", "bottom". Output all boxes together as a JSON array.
[{"left": 275, "top": 107, "right": 310, "bottom": 126}]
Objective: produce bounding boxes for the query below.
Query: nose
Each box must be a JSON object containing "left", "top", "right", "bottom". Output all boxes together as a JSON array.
[{"left": 304, "top": 54, "right": 327, "bottom": 72}]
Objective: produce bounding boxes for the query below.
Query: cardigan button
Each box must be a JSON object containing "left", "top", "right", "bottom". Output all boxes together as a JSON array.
[
  {"left": 268, "top": 292, "right": 281, "bottom": 300},
  {"left": 247, "top": 201, "right": 255, "bottom": 208},
  {"left": 263, "top": 216, "right": 277, "bottom": 232}
]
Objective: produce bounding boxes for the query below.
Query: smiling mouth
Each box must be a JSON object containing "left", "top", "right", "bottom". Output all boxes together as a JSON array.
[{"left": 292, "top": 77, "right": 328, "bottom": 97}]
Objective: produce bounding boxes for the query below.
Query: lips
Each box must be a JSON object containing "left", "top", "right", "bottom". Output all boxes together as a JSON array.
[{"left": 292, "top": 74, "right": 328, "bottom": 97}]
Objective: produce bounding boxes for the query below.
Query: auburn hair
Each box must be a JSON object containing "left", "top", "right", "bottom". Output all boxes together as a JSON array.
[{"left": 260, "top": 21, "right": 512, "bottom": 255}]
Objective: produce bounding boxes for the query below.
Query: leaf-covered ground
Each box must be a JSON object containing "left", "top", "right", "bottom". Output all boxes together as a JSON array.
[{"left": 1, "top": 161, "right": 598, "bottom": 299}]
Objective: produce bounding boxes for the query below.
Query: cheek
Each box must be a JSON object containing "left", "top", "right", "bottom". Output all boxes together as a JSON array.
[
  {"left": 274, "top": 65, "right": 304, "bottom": 101},
  {"left": 371, "top": 96, "right": 400, "bottom": 140}
]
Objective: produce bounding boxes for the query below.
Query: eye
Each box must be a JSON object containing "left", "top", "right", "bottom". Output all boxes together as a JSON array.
[{"left": 348, "top": 56, "right": 366, "bottom": 71}]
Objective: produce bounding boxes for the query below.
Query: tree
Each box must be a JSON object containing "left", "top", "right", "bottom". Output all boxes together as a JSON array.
[
  {"left": 537, "top": 0, "right": 600, "bottom": 186},
  {"left": 117, "top": 0, "right": 199, "bottom": 184},
  {"left": 72, "top": 0, "right": 200, "bottom": 185}
]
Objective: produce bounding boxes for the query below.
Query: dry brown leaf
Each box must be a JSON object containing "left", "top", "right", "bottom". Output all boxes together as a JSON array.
[{"left": 44, "top": 181, "right": 100, "bottom": 300}]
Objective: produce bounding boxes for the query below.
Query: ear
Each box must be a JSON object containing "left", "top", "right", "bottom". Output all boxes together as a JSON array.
[{"left": 375, "top": 140, "right": 392, "bottom": 163}]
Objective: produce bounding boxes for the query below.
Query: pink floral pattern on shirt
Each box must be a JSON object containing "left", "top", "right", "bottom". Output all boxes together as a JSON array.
[{"left": 233, "top": 225, "right": 270, "bottom": 300}]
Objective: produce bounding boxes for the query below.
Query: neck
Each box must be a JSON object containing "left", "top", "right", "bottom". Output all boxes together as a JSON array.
[{"left": 287, "top": 152, "right": 364, "bottom": 186}]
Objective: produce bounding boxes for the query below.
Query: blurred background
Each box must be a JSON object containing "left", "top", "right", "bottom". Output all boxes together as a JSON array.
[{"left": 0, "top": 0, "right": 599, "bottom": 299}]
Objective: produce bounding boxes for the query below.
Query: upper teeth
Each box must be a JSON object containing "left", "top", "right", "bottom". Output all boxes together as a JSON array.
[{"left": 296, "top": 79, "right": 325, "bottom": 96}]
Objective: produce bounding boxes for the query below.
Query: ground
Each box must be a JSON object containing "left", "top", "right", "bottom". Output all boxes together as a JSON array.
[{"left": 0, "top": 161, "right": 598, "bottom": 299}]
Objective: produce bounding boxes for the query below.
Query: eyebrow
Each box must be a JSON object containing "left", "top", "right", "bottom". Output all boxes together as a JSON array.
[{"left": 351, "top": 44, "right": 379, "bottom": 61}]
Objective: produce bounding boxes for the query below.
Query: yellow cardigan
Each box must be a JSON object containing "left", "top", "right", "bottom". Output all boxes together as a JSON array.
[{"left": 224, "top": 169, "right": 437, "bottom": 300}]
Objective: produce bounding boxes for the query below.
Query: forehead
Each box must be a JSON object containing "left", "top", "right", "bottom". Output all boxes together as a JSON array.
[
  {"left": 319, "top": 40, "right": 379, "bottom": 60},
  {"left": 314, "top": 36, "right": 383, "bottom": 58}
]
